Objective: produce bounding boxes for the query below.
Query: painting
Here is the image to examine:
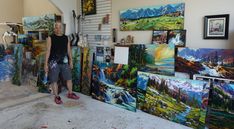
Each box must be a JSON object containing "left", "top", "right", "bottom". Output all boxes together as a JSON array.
[
  {"left": 204, "top": 14, "right": 229, "bottom": 39},
  {"left": 137, "top": 72, "right": 148, "bottom": 110},
  {"left": 168, "top": 30, "right": 186, "bottom": 47},
  {"left": 0, "top": 44, "right": 23, "bottom": 84},
  {"left": 152, "top": 30, "right": 168, "bottom": 44},
  {"left": 137, "top": 71, "right": 210, "bottom": 128},
  {"left": 81, "top": 47, "right": 93, "bottom": 95},
  {"left": 120, "top": 3, "right": 185, "bottom": 31},
  {"left": 92, "top": 61, "right": 137, "bottom": 112},
  {"left": 72, "top": 47, "right": 82, "bottom": 92},
  {"left": 23, "top": 14, "right": 56, "bottom": 35},
  {"left": 176, "top": 48, "right": 234, "bottom": 79},
  {"left": 206, "top": 81, "right": 234, "bottom": 129},
  {"left": 81, "top": 0, "right": 96, "bottom": 15},
  {"left": 96, "top": 46, "right": 104, "bottom": 56}
]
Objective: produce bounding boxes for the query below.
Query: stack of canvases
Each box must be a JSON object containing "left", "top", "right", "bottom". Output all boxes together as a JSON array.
[{"left": 0, "top": 44, "right": 23, "bottom": 85}]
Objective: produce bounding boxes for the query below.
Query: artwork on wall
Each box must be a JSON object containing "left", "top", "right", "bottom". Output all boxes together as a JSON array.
[
  {"left": 204, "top": 14, "right": 229, "bottom": 39},
  {"left": 92, "top": 61, "right": 137, "bottom": 112},
  {"left": 137, "top": 71, "right": 210, "bottom": 129},
  {"left": 96, "top": 46, "right": 104, "bottom": 56},
  {"left": 72, "top": 47, "right": 82, "bottom": 92},
  {"left": 0, "top": 44, "right": 23, "bottom": 84},
  {"left": 152, "top": 30, "right": 168, "bottom": 44},
  {"left": 176, "top": 48, "right": 234, "bottom": 79},
  {"left": 120, "top": 3, "right": 185, "bottom": 31},
  {"left": 23, "top": 14, "right": 56, "bottom": 35},
  {"left": 114, "top": 46, "right": 129, "bottom": 65},
  {"left": 81, "top": 47, "right": 93, "bottom": 95},
  {"left": 81, "top": 0, "right": 97, "bottom": 15},
  {"left": 168, "top": 30, "right": 186, "bottom": 47}
]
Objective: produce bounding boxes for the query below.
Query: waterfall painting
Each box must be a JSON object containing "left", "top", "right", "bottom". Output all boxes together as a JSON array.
[
  {"left": 0, "top": 44, "right": 23, "bottom": 84},
  {"left": 81, "top": 48, "right": 93, "bottom": 95},
  {"left": 206, "top": 81, "right": 234, "bottom": 129},
  {"left": 168, "top": 30, "right": 186, "bottom": 47},
  {"left": 137, "top": 71, "right": 210, "bottom": 128},
  {"left": 92, "top": 61, "right": 137, "bottom": 112},
  {"left": 120, "top": 3, "right": 185, "bottom": 31},
  {"left": 72, "top": 47, "right": 82, "bottom": 92},
  {"left": 176, "top": 48, "right": 234, "bottom": 79},
  {"left": 152, "top": 30, "right": 168, "bottom": 44}
]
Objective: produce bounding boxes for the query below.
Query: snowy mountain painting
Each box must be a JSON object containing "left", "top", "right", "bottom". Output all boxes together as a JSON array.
[
  {"left": 120, "top": 3, "right": 185, "bottom": 31},
  {"left": 206, "top": 82, "right": 234, "bottom": 129},
  {"left": 176, "top": 47, "right": 234, "bottom": 79},
  {"left": 137, "top": 71, "right": 210, "bottom": 129}
]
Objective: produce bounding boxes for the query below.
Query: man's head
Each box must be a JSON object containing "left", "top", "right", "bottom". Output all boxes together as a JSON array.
[{"left": 54, "top": 22, "right": 63, "bottom": 35}]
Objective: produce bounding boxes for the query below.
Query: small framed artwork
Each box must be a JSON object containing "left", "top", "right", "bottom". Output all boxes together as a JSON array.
[
  {"left": 204, "top": 14, "right": 229, "bottom": 39},
  {"left": 81, "top": 0, "right": 96, "bottom": 15},
  {"left": 96, "top": 46, "right": 104, "bottom": 56},
  {"left": 152, "top": 30, "right": 168, "bottom": 44},
  {"left": 168, "top": 30, "right": 186, "bottom": 47}
]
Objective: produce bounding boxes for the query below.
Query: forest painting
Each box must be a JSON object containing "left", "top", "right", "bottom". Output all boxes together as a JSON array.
[
  {"left": 138, "top": 71, "right": 210, "bottom": 128},
  {"left": 72, "top": 47, "right": 82, "bottom": 92},
  {"left": 81, "top": 47, "right": 93, "bottom": 95},
  {"left": 129, "top": 44, "right": 175, "bottom": 76},
  {"left": 0, "top": 44, "right": 23, "bottom": 84},
  {"left": 92, "top": 61, "right": 137, "bottom": 112},
  {"left": 176, "top": 48, "right": 234, "bottom": 79},
  {"left": 120, "top": 3, "right": 185, "bottom": 31},
  {"left": 206, "top": 81, "right": 234, "bottom": 129}
]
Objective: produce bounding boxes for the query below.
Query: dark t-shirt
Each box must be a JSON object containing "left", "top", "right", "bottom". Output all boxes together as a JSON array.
[{"left": 48, "top": 34, "right": 69, "bottom": 64}]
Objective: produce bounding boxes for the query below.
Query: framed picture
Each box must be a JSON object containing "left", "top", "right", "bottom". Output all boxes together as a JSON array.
[
  {"left": 152, "top": 30, "right": 168, "bottom": 44},
  {"left": 168, "top": 30, "right": 186, "bottom": 47},
  {"left": 204, "top": 14, "right": 229, "bottom": 39},
  {"left": 81, "top": 0, "right": 96, "bottom": 15}
]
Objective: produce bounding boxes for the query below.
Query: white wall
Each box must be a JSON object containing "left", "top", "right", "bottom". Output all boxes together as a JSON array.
[
  {"left": 24, "top": 0, "right": 62, "bottom": 17},
  {"left": 50, "top": 0, "right": 78, "bottom": 35},
  {"left": 0, "top": 0, "right": 23, "bottom": 43},
  {"left": 112, "top": 0, "right": 234, "bottom": 49}
]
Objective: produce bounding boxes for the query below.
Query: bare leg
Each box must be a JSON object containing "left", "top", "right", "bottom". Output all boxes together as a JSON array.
[
  {"left": 66, "top": 80, "right": 73, "bottom": 94},
  {"left": 51, "top": 82, "right": 59, "bottom": 96}
]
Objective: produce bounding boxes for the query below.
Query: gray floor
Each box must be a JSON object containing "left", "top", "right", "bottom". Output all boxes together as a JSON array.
[{"left": 0, "top": 91, "right": 191, "bottom": 129}]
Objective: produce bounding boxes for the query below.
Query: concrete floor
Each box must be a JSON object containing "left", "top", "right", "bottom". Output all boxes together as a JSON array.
[{"left": 0, "top": 91, "right": 191, "bottom": 129}]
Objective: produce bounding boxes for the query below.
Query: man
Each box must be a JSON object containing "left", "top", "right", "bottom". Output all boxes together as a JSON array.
[{"left": 44, "top": 22, "right": 79, "bottom": 104}]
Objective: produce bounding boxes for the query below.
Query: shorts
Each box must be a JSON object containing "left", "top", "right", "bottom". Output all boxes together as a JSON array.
[{"left": 48, "top": 62, "right": 72, "bottom": 83}]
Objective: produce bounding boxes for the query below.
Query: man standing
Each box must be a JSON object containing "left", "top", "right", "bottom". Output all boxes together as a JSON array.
[{"left": 44, "top": 22, "right": 79, "bottom": 104}]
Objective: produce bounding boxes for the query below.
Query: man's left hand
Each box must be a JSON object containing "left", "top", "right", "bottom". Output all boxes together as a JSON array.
[{"left": 70, "top": 63, "right": 73, "bottom": 69}]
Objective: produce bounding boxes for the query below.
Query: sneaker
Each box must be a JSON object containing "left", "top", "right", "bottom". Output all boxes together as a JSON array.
[
  {"left": 54, "top": 96, "right": 63, "bottom": 104},
  {"left": 67, "top": 93, "right": 80, "bottom": 100}
]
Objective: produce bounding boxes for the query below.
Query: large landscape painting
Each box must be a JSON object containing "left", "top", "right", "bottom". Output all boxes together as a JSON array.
[
  {"left": 206, "top": 81, "right": 234, "bottom": 129},
  {"left": 137, "top": 71, "right": 210, "bottom": 128},
  {"left": 92, "top": 61, "right": 137, "bottom": 112},
  {"left": 120, "top": 3, "right": 185, "bottom": 31},
  {"left": 176, "top": 48, "right": 234, "bottom": 79}
]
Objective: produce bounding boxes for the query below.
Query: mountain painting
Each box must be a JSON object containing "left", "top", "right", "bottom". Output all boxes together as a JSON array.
[
  {"left": 206, "top": 81, "right": 234, "bottom": 129},
  {"left": 92, "top": 61, "right": 137, "bottom": 112},
  {"left": 137, "top": 71, "right": 210, "bottom": 128},
  {"left": 137, "top": 72, "right": 149, "bottom": 110},
  {"left": 152, "top": 30, "right": 168, "bottom": 44},
  {"left": 120, "top": 3, "right": 185, "bottom": 31},
  {"left": 0, "top": 44, "right": 23, "bottom": 84},
  {"left": 72, "top": 47, "right": 82, "bottom": 92},
  {"left": 23, "top": 14, "right": 56, "bottom": 35},
  {"left": 176, "top": 48, "right": 234, "bottom": 79}
]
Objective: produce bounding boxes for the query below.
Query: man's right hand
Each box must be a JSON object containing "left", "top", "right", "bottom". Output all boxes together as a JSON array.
[{"left": 44, "top": 65, "right": 49, "bottom": 73}]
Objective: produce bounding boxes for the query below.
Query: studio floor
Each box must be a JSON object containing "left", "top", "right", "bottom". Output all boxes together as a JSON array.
[{"left": 0, "top": 86, "right": 191, "bottom": 129}]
